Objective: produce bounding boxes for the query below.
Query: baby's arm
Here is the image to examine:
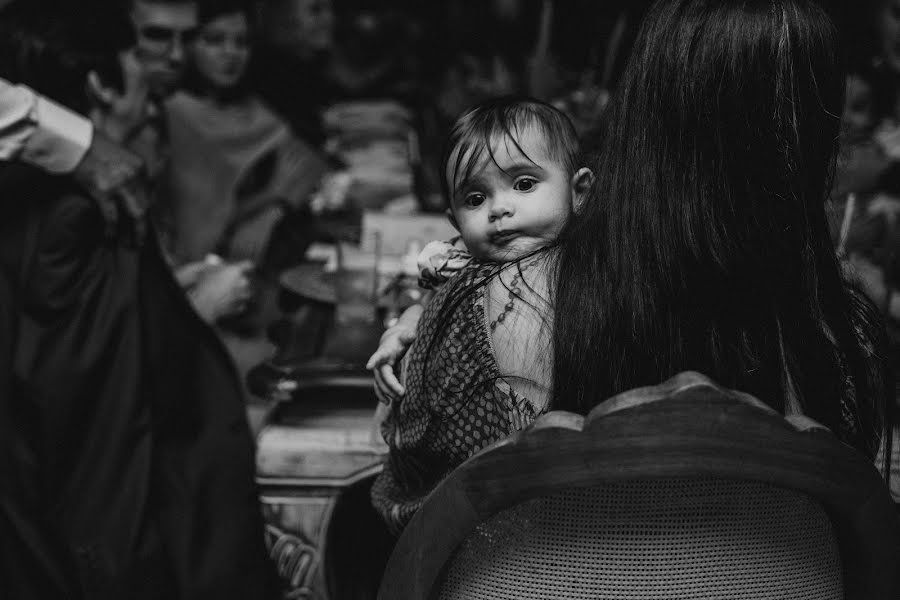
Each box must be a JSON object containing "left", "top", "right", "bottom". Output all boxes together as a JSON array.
[
  {"left": 367, "top": 303, "right": 424, "bottom": 404},
  {"left": 368, "top": 236, "right": 473, "bottom": 403}
]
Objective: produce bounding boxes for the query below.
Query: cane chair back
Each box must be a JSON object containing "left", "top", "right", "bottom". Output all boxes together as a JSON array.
[{"left": 379, "top": 372, "right": 900, "bottom": 600}]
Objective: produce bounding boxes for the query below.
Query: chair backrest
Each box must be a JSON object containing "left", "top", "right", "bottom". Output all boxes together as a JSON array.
[
  {"left": 436, "top": 481, "right": 841, "bottom": 600},
  {"left": 379, "top": 372, "right": 900, "bottom": 600}
]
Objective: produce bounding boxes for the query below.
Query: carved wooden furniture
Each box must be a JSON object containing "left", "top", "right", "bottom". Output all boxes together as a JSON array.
[
  {"left": 252, "top": 263, "right": 392, "bottom": 600},
  {"left": 257, "top": 376, "right": 391, "bottom": 600},
  {"left": 380, "top": 371, "right": 900, "bottom": 600}
]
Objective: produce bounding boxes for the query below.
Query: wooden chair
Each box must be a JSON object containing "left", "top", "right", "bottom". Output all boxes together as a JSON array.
[{"left": 379, "top": 372, "right": 900, "bottom": 600}]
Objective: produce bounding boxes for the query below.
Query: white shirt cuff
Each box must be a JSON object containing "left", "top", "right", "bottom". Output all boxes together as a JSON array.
[{"left": 21, "top": 95, "right": 93, "bottom": 173}]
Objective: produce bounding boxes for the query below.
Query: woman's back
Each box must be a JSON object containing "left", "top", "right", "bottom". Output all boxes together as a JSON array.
[{"left": 551, "top": 0, "right": 890, "bottom": 459}]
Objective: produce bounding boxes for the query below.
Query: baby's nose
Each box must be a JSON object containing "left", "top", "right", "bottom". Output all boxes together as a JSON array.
[{"left": 488, "top": 200, "right": 514, "bottom": 221}]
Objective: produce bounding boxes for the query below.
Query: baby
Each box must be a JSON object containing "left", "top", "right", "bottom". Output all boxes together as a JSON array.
[{"left": 367, "top": 96, "right": 592, "bottom": 402}]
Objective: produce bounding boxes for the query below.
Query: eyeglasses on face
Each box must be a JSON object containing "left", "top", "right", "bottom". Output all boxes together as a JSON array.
[{"left": 137, "top": 25, "right": 198, "bottom": 53}]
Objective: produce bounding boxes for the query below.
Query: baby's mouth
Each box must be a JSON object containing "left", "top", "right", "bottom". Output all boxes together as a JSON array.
[{"left": 490, "top": 230, "right": 520, "bottom": 245}]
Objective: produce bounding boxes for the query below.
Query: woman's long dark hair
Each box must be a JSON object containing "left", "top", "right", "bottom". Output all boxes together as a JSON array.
[{"left": 553, "top": 0, "right": 889, "bottom": 457}]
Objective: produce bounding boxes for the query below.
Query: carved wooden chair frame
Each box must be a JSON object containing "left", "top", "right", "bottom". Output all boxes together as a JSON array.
[{"left": 379, "top": 371, "right": 900, "bottom": 600}]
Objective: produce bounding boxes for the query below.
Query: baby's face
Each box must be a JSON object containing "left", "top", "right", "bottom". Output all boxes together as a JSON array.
[{"left": 446, "top": 127, "right": 574, "bottom": 263}]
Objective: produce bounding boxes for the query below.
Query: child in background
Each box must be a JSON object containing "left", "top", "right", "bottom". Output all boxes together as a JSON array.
[{"left": 367, "top": 96, "right": 592, "bottom": 403}]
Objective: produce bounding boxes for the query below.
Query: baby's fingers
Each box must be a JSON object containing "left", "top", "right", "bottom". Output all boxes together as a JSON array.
[
  {"left": 366, "top": 348, "right": 390, "bottom": 370},
  {"left": 374, "top": 380, "right": 391, "bottom": 405},
  {"left": 378, "top": 363, "right": 405, "bottom": 398},
  {"left": 374, "top": 370, "right": 398, "bottom": 405}
]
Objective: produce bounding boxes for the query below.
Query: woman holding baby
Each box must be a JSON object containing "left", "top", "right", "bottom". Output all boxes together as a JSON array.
[{"left": 371, "top": 0, "right": 894, "bottom": 532}]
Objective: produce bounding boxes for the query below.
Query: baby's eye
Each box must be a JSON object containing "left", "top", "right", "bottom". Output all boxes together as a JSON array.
[
  {"left": 464, "top": 193, "right": 486, "bottom": 208},
  {"left": 513, "top": 177, "right": 537, "bottom": 192}
]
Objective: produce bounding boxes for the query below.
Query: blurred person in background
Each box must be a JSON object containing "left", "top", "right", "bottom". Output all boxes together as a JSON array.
[
  {"left": 832, "top": 0, "right": 900, "bottom": 198},
  {"left": 252, "top": 0, "right": 336, "bottom": 145},
  {"left": 132, "top": 0, "right": 200, "bottom": 99},
  {"left": 0, "top": 0, "right": 149, "bottom": 225},
  {"left": 328, "top": 1, "right": 425, "bottom": 103},
  {"left": 162, "top": 0, "right": 330, "bottom": 391},
  {"left": 872, "top": 0, "right": 900, "bottom": 119},
  {"left": 0, "top": 78, "right": 145, "bottom": 224},
  {"left": 122, "top": 0, "right": 259, "bottom": 328},
  {"left": 827, "top": 0, "right": 900, "bottom": 501},
  {"left": 0, "top": 2, "right": 278, "bottom": 598},
  {"left": 163, "top": 0, "right": 327, "bottom": 275}
]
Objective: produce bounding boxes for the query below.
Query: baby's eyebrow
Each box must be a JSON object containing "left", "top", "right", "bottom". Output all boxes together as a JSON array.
[
  {"left": 499, "top": 162, "right": 547, "bottom": 178},
  {"left": 451, "top": 175, "right": 484, "bottom": 201}
]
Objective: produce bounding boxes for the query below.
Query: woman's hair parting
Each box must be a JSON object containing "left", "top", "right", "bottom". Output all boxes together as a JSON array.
[
  {"left": 552, "top": 0, "right": 889, "bottom": 459},
  {"left": 440, "top": 96, "right": 581, "bottom": 206}
]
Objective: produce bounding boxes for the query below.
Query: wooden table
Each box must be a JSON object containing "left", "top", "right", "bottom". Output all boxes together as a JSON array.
[{"left": 251, "top": 264, "right": 395, "bottom": 600}]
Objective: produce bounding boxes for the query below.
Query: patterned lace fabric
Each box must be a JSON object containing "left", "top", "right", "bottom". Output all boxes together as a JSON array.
[{"left": 371, "top": 262, "right": 544, "bottom": 534}]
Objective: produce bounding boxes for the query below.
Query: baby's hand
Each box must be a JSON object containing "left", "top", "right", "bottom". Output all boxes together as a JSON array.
[{"left": 366, "top": 324, "right": 417, "bottom": 404}]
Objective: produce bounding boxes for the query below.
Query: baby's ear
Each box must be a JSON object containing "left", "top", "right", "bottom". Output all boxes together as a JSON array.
[
  {"left": 445, "top": 208, "right": 460, "bottom": 232},
  {"left": 570, "top": 167, "right": 594, "bottom": 212}
]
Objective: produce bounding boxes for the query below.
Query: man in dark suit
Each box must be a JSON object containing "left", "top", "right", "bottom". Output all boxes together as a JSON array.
[{"left": 0, "top": 4, "right": 278, "bottom": 598}]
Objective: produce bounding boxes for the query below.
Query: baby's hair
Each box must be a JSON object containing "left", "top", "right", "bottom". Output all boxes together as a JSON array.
[{"left": 441, "top": 96, "right": 580, "bottom": 206}]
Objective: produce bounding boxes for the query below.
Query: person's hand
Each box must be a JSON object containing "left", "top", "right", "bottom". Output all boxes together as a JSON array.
[
  {"left": 366, "top": 323, "right": 417, "bottom": 404},
  {"left": 187, "top": 260, "right": 255, "bottom": 323},
  {"left": 71, "top": 130, "right": 147, "bottom": 237},
  {"left": 87, "top": 49, "right": 151, "bottom": 144},
  {"left": 309, "top": 171, "right": 353, "bottom": 214},
  {"left": 174, "top": 257, "right": 220, "bottom": 289}
]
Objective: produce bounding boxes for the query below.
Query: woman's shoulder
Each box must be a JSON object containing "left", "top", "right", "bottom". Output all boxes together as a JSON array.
[
  {"left": 424, "top": 260, "right": 497, "bottom": 301},
  {"left": 432, "top": 251, "right": 557, "bottom": 294},
  {"left": 164, "top": 90, "right": 209, "bottom": 121},
  {"left": 484, "top": 251, "right": 557, "bottom": 411},
  {"left": 422, "top": 251, "right": 555, "bottom": 333}
]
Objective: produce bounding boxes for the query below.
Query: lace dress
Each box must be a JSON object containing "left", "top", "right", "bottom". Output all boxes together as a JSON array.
[{"left": 370, "top": 262, "right": 546, "bottom": 533}]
